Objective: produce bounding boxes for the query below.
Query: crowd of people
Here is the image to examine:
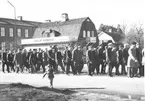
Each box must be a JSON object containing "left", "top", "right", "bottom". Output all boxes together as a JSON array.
[{"left": 1, "top": 42, "right": 144, "bottom": 78}]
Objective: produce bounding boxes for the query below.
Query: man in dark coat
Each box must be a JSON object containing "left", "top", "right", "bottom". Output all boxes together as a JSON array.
[
  {"left": 7, "top": 50, "right": 15, "bottom": 73},
  {"left": 64, "top": 46, "right": 75, "bottom": 75},
  {"left": 48, "top": 47, "right": 57, "bottom": 72},
  {"left": 36, "top": 49, "right": 43, "bottom": 72},
  {"left": 92, "top": 48, "right": 101, "bottom": 75},
  {"left": 2, "top": 49, "right": 9, "bottom": 73},
  {"left": 72, "top": 46, "right": 83, "bottom": 75},
  {"left": 118, "top": 45, "right": 126, "bottom": 75},
  {"left": 14, "top": 49, "right": 23, "bottom": 73},
  {"left": 106, "top": 43, "right": 119, "bottom": 77},
  {"left": 122, "top": 44, "right": 129, "bottom": 76},
  {"left": 136, "top": 43, "right": 142, "bottom": 76},
  {"left": 21, "top": 49, "right": 30, "bottom": 72},
  {"left": 37, "top": 49, "right": 46, "bottom": 73},
  {"left": 29, "top": 49, "right": 37, "bottom": 73},
  {"left": 86, "top": 45, "right": 93, "bottom": 76},
  {"left": 98, "top": 45, "right": 106, "bottom": 74},
  {"left": 55, "top": 49, "right": 65, "bottom": 72}
]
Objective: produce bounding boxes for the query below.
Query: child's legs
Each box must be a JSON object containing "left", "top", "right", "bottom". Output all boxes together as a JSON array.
[{"left": 50, "top": 78, "right": 53, "bottom": 87}]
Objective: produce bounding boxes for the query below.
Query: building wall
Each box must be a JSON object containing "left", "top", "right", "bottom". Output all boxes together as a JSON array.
[
  {"left": 0, "top": 23, "right": 36, "bottom": 50},
  {"left": 78, "top": 18, "right": 98, "bottom": 46}
]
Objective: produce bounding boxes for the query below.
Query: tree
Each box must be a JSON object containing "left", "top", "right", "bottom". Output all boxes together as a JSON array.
[{"left": 125, "top": 23, "right": 144, "bottom": 49}]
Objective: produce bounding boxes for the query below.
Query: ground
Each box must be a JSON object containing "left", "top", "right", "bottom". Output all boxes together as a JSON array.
[{"left": 0, "top": 64, "right": 145, "bottom": 101}]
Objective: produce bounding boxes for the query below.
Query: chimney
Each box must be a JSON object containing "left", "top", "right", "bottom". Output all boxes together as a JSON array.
[
  {"left": 61, "top": 13, "right": 69, "bottom": 21},
  {"left": 17, "top": 16, "right": 23, "bottom": 20}
]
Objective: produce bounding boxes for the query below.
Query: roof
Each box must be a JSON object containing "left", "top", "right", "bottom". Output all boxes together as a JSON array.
[
  {"left": 98, "top": 30, "right": 125, "bottom": 42},
  {"left": 0, "top": 17, "right": 42, "bottom": 27},
  {"left": 98, "top": 31, "right": 115, "bottom": 42},
  {"left": 33, "top": 17, "right": 89, "bottom": 41}
]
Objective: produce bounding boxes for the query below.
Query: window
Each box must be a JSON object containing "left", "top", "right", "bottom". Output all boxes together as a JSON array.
[
  {"left": 83, "top": 30, "right": 86, "bottom": 38},
  {"left": 92, "top": 31, "right": 94, "bottom": 37},
  {"left": 1, "top": 27, "right": 5, "bottom": 36},
  {"left": 25, "top": 29, "right": 28, "bottom": 38},
  {"left": 1, "top": 42, "right": 6, "bottom": 51},
  {"left": 17, "top": 28, "right": 21, "bottom": 37},
  {"left": 9, "top": 28, "right": 13, "bottom": 37},
  {"left": 86, "top": 19, "right": 90, "bottom": 22},
  {"left": 87, "top": 31, "right": 90, "bottom": 37}
]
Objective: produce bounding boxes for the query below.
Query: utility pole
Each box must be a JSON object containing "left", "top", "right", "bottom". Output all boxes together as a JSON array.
[{"left": 7, "top": 0, "right": 17, "bottom": 50}]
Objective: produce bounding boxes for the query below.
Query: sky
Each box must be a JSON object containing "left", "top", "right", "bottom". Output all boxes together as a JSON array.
[{"left": 0, "top": 0, "right": 144, "bottom": 29}]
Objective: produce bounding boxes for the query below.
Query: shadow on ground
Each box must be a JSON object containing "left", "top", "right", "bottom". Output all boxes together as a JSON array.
[{"left": 9, "top": 83, "right": 77, "bottom": 95}]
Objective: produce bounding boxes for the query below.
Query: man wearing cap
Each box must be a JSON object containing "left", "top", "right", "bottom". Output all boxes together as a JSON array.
[
  {"left": 86, "top": 45, "right": 93, "bottom": 76},
  {"left": 29, "top": 49, "right": 37, "bottom": 73},
  {"left": 118, "top": 45, "right": 126, "bottom": 75},
  {"left": 72, "top": 45, "right": 83, "bottom": 75},
  {"left": 2, "top": 49, "right": 8, "bottom": 73},
  {"left": 55, "top": 48, "right": 65, "bottom": 72},
  {"left": 98, "top": 44, "right": 106, "bottom": 74},
  {"left": 136, "top": 43, "right": 142, "bottom": 77},
  {"left": 7, "top": 50, "right": 15, "bottom": 73},
  {"left": 14, "top": 49, "right": 23, "bottom": 73},
  {"left": 64, "top": 46, "right": 75, "bottom": 75},
  {"left": 48, "top": 47, "right": 57, "bottom": 72},
  {"left": 127, "top": 42, "right": 139, "bottom": 78},
  {"left": 106, "top": 43, "right": 118, "bottom": 77},
  {"left": 92, "top": 47, "right": 101, "bottom": 75}
]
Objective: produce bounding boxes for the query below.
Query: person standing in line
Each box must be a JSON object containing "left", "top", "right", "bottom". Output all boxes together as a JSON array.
[
  {"left": 123, "top": 44, "right": 129, "bottom": 76},
  {"left": 72, "top": 46, "right": 83, "bottom": 75},
  {"left": 136, "top": 43, "right": 142, "bottom": 77},
  {"left": 86, "top": 45, "right": 93, "bottom": 76},
  {"left": 64, "top": 46, "right": 75, "bottom": 75},
  {"left": 2, "top": 49, "right": 8, "bottom": 73},
  {"left": 22, "top": 49, "right": 30, "bottom": 72},
  {"left": 55, "top": 48, "right": 65, "bottom": 73},
  {"left": 28, "top": 49, "right": 33, "bottom": 73},
  {"left": 36, "top": 48, "right": 44, "bottom": 72},
  {"left": 127, "top": 42, "right": 139, "bottom": 78},
  {"left": 48, "top": 47, "right": 57, "bottom": 72},
  {"left": 106, "top": 43, "right": 119, "bottom": 77},
  {"left": 29, "top": 49, "right": 37, "bottom": 73},
  {"left": 14, "top": 49, "right": 23, "bottom": 73},
  {"left": 92, "top": 47, "right": 101, "bottom": 75},
  {"left": 7, "top": 50, "right": 15, "bottom": 73},
  {"left": 98, "top": 45, "right": 106, "bottom": 74},
  {"left": 118, "top": 45, "right": 127, "bottom": 75}
]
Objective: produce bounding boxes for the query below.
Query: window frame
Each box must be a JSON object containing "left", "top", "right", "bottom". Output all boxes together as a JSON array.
[
  {"left": 83, "top": 30, "right": 86, "bottom": 38},
  {"left": 9, "top": 28, "right": 13, "bottom": 37},
  {"left": 17, "top": 28, "right": 21, "bottom": 37},
  {"left": 25, "top": 29, "right": 29, "bottom": 38},
  {"left": 87, "top": 30, "right": 91, "bottom": 37},
  {"left": 1, "top": 27, "right": 5, "bottom": 36}
]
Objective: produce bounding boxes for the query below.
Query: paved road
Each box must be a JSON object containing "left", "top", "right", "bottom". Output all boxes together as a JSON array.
[{"left": 0, "top": 72, "right": 144, "bottom": 97}]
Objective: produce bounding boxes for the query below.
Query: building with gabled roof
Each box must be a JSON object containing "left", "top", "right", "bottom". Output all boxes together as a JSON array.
[{"left": 22, "top": 15, "right": 99, "bottom": 50}]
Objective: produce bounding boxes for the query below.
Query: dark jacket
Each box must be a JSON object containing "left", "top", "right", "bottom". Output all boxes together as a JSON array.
[
  {"left": 106, "top": 48, "right": 118, "bottom": 63},
  {"left": 118, "top": 49, "right": 124, "bottom": 63},
  {"left": 72, "top": 49, "right": 83, "bottom": 63},
  {"left": 2, "top": 52, "right": 7, "bottom": 62},
  {"left": 123, "top": 48, "right": 129, "bottom": 61},
  {"left": 15, "top": 52, "right": 23, "bottom": 65},
  {"left": 86, "top": 50, "right": 93, "bottom": 63},
  {"left": 92, "top": 49, "right": 100, "bottom": 64},
  {"left": 64, "top": 50, "right": 72, "bottom": 63},
  {"left": 7, "top": 53, "right": 14, "bottom": 62}
]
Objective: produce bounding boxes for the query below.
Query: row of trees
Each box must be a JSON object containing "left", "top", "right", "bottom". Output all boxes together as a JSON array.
[{"left": 120, "top": 23, "right": 144, "bottom": 49}]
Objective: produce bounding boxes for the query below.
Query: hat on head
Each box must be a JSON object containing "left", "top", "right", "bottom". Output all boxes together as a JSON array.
[{"left": 108, "top": 43, "right": 113, "bottom": 46}]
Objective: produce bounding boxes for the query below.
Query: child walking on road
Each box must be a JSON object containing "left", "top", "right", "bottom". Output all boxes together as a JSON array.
[{"left": 43, "top": 66, "right": 54, "bottom": 88}]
